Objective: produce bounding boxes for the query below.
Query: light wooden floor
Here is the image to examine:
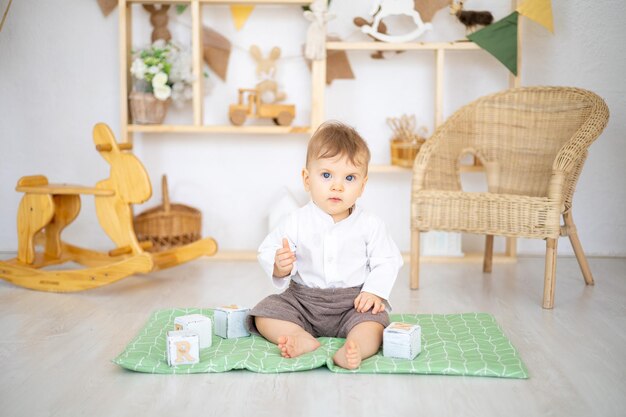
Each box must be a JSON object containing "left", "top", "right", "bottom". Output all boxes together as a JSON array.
[{"left": 0, "top": 256, "right": 625, "bottom": 417}]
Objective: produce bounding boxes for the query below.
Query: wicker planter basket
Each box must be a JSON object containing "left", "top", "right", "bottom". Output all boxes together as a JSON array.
[
  {"left": 390, "top": 138, "right": 424, "bottom": 168},
  {"left": 134, "top": 175, "right": 201, "bottom": 252},
  {"left": 129, "top": 91, "right": 170, "bottom": 125}
]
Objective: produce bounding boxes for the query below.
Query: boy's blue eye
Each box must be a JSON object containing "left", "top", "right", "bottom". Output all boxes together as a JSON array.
[
  {"left": 346, "top": 175, "right": 355, "bottom": 182},
  {"left": 322, "top": 172, "right": 331, "bottom": 179}
]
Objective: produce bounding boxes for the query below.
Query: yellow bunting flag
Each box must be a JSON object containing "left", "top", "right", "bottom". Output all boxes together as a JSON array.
[
  {"left": 517, "top": 0, "right": 554, "bottom": 33},
  {"left": 230, "top": 5, "right": 255, "bottom": 31}
]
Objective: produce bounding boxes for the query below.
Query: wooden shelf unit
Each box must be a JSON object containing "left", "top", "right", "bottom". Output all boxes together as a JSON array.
[
  {"left": 319, "top": 2, "right": 522, "bottom": 261},
  {"left": 119, "top": 0, "right": 521, "bottom": 261},
  {"left": 326, "top": 40, "right": 481, "bottom": 51},
  {"left": 322, "top": 39, "right": 521, "bottom": 131},
  {"left": 127, "top": 124, "right": 312, "bottom": 134},
  {"left": 369, "top": 164, "right": 486, "bottom": 174},
  {"left": 118, "top": 0, "right": 320, "bottom": 142}
]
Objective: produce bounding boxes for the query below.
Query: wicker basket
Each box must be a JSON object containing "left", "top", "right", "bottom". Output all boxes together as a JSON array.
[
  {"left": 134, "top": 175, "right": 201, "bottom": 252},
  {"left": 129, "top": 91, "right": 170, "bottom": 125},
  {"left": 390, "top": 137, "right": 424, "bottom": 168}
]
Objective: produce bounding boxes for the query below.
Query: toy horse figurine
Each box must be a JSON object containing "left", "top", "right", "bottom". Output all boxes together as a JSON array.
[
  {"left": 0, "top": 123, "right": 217, "bottom": 292},
  {"left": 360, "top": 0, "right": 432, "bottom": 42},
  {"left": 353, "top": 16, "right": 391, "bottom": 59}
]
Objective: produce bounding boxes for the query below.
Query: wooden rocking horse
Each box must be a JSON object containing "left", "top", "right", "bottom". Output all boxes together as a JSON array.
[{"left": 0, "top": 123, "right": 218, "bottom": 292}]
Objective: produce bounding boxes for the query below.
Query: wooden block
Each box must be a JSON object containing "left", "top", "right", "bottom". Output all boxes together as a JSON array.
[
  {"left": 174, "top": 314, "right": 212, "bottom": 349},
  {"left": 166, "top": 330, "right": 200, "bottom": 366},
  {"left": 383, "top": 322, "right": 421, "bottom": 360},
  {"left": 213, "top": 305, "right": 250, "bottom": 339}
]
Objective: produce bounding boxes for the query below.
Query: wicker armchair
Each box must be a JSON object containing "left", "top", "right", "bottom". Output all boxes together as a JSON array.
[{"left": 410, "top": 87, "right": 609, "bottom": 308}]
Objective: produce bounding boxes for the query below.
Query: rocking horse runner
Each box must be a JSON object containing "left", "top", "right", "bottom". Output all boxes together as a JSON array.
[
  {"left": 0, "top": 123, "right": 218, "bottom": 292},
  {"left": 361, "top": 0, "right": 433, "bottom": 42}
]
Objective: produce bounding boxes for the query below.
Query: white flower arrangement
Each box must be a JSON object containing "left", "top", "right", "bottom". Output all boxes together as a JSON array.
[{"left": 130, "top": 40, "right": 194, "bottom": 106}]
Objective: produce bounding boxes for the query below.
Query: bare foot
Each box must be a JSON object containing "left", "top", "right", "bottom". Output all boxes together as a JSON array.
[
  {"left": 333, "top": 340, "right": 362, "bottom": 370},
  {"left": 277, "top": 334, "right": 321, "bottom": 358}
]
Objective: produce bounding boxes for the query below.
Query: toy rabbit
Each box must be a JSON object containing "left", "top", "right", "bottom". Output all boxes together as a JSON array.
[
  {"left": 143, "top": 4, "right": 172, "bottom": 42},
  {"left": 250, "top": 45, "right": 286, "bottom": 104}
]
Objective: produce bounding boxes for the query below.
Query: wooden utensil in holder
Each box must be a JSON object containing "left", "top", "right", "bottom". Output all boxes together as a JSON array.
[{"left": 388, "top": 114, "right": 427, "bottom": 168}]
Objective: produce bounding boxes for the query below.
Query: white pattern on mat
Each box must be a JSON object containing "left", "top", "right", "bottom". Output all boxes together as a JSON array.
[{"left": 113, "top": 308, "right": 528, "bottom": 378}]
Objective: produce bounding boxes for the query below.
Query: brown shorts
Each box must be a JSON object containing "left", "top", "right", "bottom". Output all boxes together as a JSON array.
[{"left": 245, "top": 281, "right": 389, "bottom": 338}]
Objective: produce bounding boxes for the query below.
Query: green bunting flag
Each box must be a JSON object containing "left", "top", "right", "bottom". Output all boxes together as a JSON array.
[{"left": 468, "top": 12, "right": 519, "bottom": 76}]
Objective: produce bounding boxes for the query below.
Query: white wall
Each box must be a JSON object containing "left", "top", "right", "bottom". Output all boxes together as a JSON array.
[{"left": 1, "top": 0, "right": 625, "bottom": 256}]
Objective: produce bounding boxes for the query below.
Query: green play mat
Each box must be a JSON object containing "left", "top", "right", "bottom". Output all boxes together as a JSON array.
[{"left": 113, "top": 308, "right": 528, "bottom": 378}]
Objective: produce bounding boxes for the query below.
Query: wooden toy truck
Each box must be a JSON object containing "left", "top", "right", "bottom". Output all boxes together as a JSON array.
[{"left": 228, "top": 88, "right": 295, "bottom": 126}]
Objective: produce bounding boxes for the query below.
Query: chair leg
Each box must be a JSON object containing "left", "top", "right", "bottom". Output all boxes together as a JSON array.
[
  {"left": 563, "top": 211, "right": 594, "bottom": 285},
  {"left": 543, "top": 238, "right": 558, "bottom": 309},
  {"left": 483, "top": 235, "right": 494, "bottom": 273},
  {"left": 410, "top": 229, "right": 420, "bottom": 289}
]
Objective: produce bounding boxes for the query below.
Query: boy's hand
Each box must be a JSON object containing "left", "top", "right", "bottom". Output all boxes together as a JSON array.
[
  {"left": 273, "top": 238, "right": 296, "bottom": 278},
  {"left": 354, "top": 291, "right": 386, "bottom": 314}
]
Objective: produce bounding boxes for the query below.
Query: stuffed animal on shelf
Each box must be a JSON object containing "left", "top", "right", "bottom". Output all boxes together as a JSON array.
[
  {"left": 449, "top": 0, "right": 493, "bottom": 35},
  {"left": 359, "top": 0, "right": 433, "bottom": 42},
  {"left": 143, "top": 4, "right": 172, "bottom": 42},
  {"left": 250, "top": 45, "right": 286, "bottom": 104},
  {"left": 229, "top": 45, "right": 295, "bottom": 126},
  {"left": 303, "top": 0, "right": 335, "bottom": 60}
]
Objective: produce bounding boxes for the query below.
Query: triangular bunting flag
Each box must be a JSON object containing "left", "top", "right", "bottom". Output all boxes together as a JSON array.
[
  {"left": 230, "top": 5, "right": 254, "bottom": 31},
  {"left": 468, "top": 12, "right": 519, "bottom": 76},
  {"left": 517, "top": 0, "right": 554, "bottom": 33},
  {"left": 304, "top": 36, "right": 355, "bottom": 85},
  {"left": 97, "top": 0, "right": 117, "bottom": 17},
  {"left": 202, "top": 26, "right": 232, "bottom": 82}
]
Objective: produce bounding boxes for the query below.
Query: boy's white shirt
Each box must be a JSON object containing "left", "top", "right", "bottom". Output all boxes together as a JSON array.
[{"left": 257, "top": 200, "right": 403, "bottom": 304}]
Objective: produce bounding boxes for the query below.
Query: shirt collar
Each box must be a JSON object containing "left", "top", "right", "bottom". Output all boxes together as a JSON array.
[{"left": 307, "top": 200, "right": 361, "bottom": 225}]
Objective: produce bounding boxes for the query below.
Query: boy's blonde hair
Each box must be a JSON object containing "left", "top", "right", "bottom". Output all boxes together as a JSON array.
[{"left": 306, "top": 121, "right": 371, "bottom": 173}]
